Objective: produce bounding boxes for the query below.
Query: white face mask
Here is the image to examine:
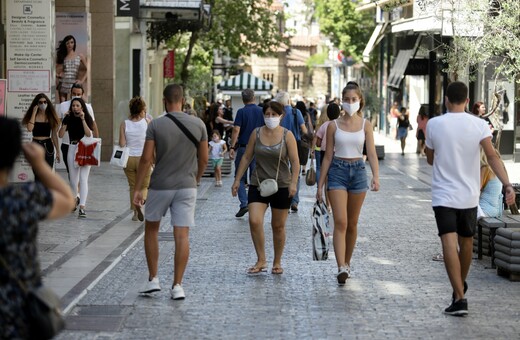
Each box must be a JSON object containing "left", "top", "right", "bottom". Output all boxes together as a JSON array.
[
  {"left": 264, "top": 117, "right": 281, "bottom": 129},
  {"left": 342, "top": 102, "right": 360, "bottom": 116},
  {"left": 38, "top": 103, "right": 47, "bottom": 111}
]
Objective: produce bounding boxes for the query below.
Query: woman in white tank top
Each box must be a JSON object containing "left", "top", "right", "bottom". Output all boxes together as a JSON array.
[
  {"left": 317, "top": 82, "right": 380, "bottom": 285},
  {"left": 119, "top": 97, "right": 152, "bottom": 221}
]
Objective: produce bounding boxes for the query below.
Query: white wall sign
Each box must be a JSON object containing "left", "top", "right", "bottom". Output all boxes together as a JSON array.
[{"left": 6, "top": 0, "right": 53, "bottom": 182}]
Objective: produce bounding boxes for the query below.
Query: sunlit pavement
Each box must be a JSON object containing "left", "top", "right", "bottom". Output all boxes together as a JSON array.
[{"left": 38, "top": 131, "right": 520, "bottom": 339}]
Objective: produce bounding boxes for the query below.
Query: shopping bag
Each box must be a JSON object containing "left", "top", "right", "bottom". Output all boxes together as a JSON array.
[
  {"left": 312, "top": 200, "right": 331, "bottom": 260},
  {"left": 74, "top": 136, "right": 102, "bottom": 167},
  {"left": 110, "top": 145, "right": 129, "bottom": 168}
]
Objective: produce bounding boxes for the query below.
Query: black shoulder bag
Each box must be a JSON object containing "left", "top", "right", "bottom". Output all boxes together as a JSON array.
[{"left": 165, "top": 113, "right": 199, "bottom": 149}]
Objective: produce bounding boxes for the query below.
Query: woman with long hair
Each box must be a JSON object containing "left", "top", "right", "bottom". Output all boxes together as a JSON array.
[
  {"left": 56, "top": 35, "right": 88, "bottom": 102},
  {"left": 22, "top": 93, "right": 60, "bottom": 170},
  {"left": 317, "top": 82, "right": 380, "bottom": 285},
  {"left": 207, "top": 103, "right": 233, "bottom": 141},
  {"left": 119, "top": 97, "right": 152, "bottom": 221},
  {"left": 58, "top": 97, "right": 94, "bottom": 218}
]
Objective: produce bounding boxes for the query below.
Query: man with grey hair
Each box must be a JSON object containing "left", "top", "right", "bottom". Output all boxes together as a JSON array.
[
  {"left": 229, "top": 89, "right": 265, "bottom": 217},
  {"left": 274, "top": 91, "right": 308, "bottom": 212}
]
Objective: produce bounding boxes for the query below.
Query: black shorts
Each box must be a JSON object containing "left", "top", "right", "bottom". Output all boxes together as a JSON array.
[
  {"left": 433, "top": 206, "right": 477, "bottom": 237},
  {"left": 248, "top": 186, "right": 292, "bottom": 210},
  {"left": 417, "top": 129, "right": 425, "bottom": 141}
]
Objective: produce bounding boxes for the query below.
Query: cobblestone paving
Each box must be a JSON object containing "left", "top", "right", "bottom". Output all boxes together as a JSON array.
[{"left": 51, "top": 154, "right": 520, "bottom": 339}]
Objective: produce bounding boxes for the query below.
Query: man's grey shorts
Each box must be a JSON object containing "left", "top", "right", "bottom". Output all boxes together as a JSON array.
[{"left": 145, "top": 188, "right": 197, "bottom": 227}]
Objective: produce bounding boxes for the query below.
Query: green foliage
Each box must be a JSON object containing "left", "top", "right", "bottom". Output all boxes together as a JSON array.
[
  {"left": 148, "top": 0, "right": 289, "bottom": 86},
  {"left": 306, "top": 49, "right": 328, "bottom": 69},
  {"left": 442, "top": 0, "right": 520, "bottom": 83},
  {"left": 208, "top": 0, "right": 289, "bottom": 59},
  {"left": 168, "top": 34, "right": 213, "bottom": 96},
  {"left": 313, "top": 0, "right": 376, "bottom": 63}
]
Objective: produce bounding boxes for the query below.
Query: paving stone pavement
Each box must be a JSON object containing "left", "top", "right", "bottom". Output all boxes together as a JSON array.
[{"left": 38, "top": 136, "right": 520, "bottom": 339}]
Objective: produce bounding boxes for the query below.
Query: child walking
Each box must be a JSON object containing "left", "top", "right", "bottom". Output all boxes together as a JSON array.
[{"left": 209, "top": 130, "right": 227, "bottom": 187}]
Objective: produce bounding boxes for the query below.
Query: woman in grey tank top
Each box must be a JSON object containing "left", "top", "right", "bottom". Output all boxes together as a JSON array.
[{"left": 232, "top": 101, "right": 299, "bottom": 275}]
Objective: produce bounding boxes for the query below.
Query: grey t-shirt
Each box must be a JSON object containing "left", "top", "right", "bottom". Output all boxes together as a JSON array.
[{"left": 146, "top": 112, "right": 208, "bottom": 190}]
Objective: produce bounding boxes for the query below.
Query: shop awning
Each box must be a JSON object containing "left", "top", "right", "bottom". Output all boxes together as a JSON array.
[
  {"left": 387, "top": 49, "right": 414, "bottom": 89},
  {"left": 362, "top": 23, "right": 387, "bottom": 63},
  {"left": 217, "top": 72, "right": 274, "bottom": 91}
]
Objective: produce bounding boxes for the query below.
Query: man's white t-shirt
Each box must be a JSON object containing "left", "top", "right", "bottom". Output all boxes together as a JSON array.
[
  {"left": 57, "top": 100, "right": 95, "bottom": 144},
  {"left": 426, "top": 112, "right": 492, "bottom": 209}
]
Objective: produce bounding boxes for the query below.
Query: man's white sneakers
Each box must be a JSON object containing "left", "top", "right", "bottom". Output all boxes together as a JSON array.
[
  {"left": 170, "top": 284, "right": 185, "bottom": 300},
  {"left": 139, "top": 277, "right": 161, "bottom": 294}
]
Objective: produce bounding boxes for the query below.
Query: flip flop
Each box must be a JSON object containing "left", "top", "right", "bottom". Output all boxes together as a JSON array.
[
  {"left": 247, "top": 265, "right": 267, "bottom": 275},
  {"left": 271, "top": 267, "right": 284, "bottom": 275}
]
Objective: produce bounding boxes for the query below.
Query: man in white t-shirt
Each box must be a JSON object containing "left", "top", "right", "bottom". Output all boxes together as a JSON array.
[
  {"left": 425, "top": 81, "right": 516, "bottom": 317},
  {"left": 57, "top": 83, "right": 98, "bottom": 175}
]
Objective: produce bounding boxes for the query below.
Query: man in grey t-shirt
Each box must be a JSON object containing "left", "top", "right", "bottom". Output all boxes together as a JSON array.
[{"left": 133, "top": 84, "right": 208, "bottom": 300}]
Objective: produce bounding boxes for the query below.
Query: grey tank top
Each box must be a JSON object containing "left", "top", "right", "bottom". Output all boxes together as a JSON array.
[{"left": 250, "top": 127, "right": 292, "bottom": 188}]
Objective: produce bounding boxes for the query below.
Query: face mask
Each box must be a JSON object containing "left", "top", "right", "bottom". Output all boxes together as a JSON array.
[
  {"left": 38, "top": 103, "right": 47, "bottom": 111},
  {"left": 342, "top": 102, "right": 360, "bottom": 116},
  {"left": 264, "top": 117, "right": 280, "bottom": 129}
]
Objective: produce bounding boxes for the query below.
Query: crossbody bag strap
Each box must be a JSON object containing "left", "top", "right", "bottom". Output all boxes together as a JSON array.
[
  {"left": 165, "top": 113, "right": 199, "bottom": 149},
  {"left": 0, "top": 254, "right": 29, "bottom": 294},
  {"left": 274, "top": 129, "right": 285, "bottom": 182}
]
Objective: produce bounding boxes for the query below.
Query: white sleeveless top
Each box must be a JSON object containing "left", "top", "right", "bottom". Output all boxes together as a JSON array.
[
  {"left": 125, "top": 119, "right": 148, "bottom": 156},
  {"left": 333, "top": 119, "right": 365, "bottom": 159}
]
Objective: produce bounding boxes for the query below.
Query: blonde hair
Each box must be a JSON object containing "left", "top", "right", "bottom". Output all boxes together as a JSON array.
[
  {"left": 316, "top": 104, "right": 329, "bottom": 129},
  {"left": 480, "top": 147, "right": 504, "bottom": 189}
]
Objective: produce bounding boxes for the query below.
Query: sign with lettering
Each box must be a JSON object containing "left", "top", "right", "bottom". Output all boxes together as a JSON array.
[
  {"left": 6, "top": 0, "right": 53, "bottom": 182},
  {"left": 117, "top": 0, "right": 139, "bottom": 18}
]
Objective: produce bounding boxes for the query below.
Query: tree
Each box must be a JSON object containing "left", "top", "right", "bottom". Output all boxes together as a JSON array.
[
  {"left": 441, "top": 0, "right": 520, "bottom": 83},
  {"left": 313, "top": 0, "right": 376, "bottom": 71},
  {"left": 147, "top": 0, "right": 288, "bottom": 88}
]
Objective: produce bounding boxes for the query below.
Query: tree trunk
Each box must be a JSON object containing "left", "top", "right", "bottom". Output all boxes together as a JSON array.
[{"left": 181, "top": 30, "right": 199, "bottom": 86}]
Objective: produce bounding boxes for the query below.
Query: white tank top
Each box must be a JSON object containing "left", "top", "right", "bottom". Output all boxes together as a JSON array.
[
  {"left": 125, "top": 119, "right": 148, "bottom": 156},
  {"left": 333, "top": 119, "right": 365, "bottom": 159}
]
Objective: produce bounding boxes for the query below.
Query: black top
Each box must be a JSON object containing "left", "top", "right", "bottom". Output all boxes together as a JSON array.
[
  {"left": 397, "top": 116, "right": 410, "bottom": 129},
  {"left": 32, "top": 122, "right": 51, "bottom": 138},
  {"left": 62, "top": 113, "right": 93, "bottom": 142}
]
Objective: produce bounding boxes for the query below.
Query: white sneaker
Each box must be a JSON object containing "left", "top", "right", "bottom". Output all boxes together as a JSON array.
[
  {"left": 170, "top": 284, "right": 185, "bottom": 300},
  {"left": 139, "top": 277, "right": 161, "bottom": 294}
]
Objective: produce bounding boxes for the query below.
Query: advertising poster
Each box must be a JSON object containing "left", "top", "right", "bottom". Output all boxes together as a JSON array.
[
  {"left": 55, "top": 12, "right": 90, "bottom": 102},
  {"left": 6, "top": 0, "right": 53, "bottom": 182}
]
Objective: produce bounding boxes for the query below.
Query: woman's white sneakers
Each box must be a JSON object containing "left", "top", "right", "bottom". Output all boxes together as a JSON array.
[{"left": 337, "top": 265, "right": 351, "bottom": 286}]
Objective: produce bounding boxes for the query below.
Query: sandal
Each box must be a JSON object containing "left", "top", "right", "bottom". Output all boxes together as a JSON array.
[
  {"left": 271, "top": 267, "right": 284, "bottom": 275},
  {"left": 247, "top": 265, "right": 267, "bottom": 275},
  {"left": 432, "top": 253, "right": 444, "bottom": 261}
]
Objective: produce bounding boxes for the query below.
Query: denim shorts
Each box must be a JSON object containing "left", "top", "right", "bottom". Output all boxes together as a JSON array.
[{"left": 327, "top": 158, "right": 368, "bottom": 193}]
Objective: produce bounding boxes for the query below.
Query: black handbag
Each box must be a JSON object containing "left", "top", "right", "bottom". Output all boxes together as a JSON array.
[{"left": 0, "top": 255, "right": 65, "bottom": 339}]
